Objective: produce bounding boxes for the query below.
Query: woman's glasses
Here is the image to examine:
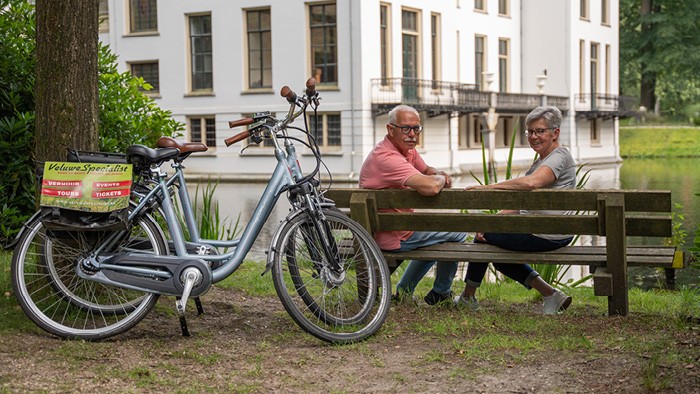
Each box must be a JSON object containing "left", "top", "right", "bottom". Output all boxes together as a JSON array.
[{"left": 524, "top": 127, "right": 554, "bottom": 137}]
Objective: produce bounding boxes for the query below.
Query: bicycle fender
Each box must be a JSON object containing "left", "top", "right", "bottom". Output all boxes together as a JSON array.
[
  {"left": 3, "top": 210, "right": 42, "bottom": 250},
  {"left": 265, "top": 208, "right": 311, "bottom": 275}
]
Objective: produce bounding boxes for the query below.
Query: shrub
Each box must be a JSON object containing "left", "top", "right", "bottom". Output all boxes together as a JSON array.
[{"left": 0, "top": 1, "right": 183, "bottom": 244}]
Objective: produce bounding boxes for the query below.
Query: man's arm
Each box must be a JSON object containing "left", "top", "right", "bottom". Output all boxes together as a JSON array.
[
  {"left": 465, "top": 166, "right": 555, "bottom": 191},
  {"left": 405, "top": 172, "right": 447, "bottom": 196}
]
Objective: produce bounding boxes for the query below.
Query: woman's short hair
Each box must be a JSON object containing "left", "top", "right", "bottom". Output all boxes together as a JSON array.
[{"left": 526, "top": 106, "right": 563, "bottom": 129}]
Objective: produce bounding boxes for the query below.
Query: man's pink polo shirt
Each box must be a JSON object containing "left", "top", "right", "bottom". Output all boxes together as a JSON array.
[{"left": 359, "top": 136, "right": 428, "bottom": 250}]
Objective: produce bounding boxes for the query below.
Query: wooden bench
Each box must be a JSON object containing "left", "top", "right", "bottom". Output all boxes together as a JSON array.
[{"left": 324, "top": 188, "right": 689, "bottom": 316}]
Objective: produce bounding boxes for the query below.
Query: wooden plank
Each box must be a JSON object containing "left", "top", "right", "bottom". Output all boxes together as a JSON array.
[
  {"left": 326, "top": 188, "right": 672, "bottom": 213},
  {"left": 382, "top": 244, "right": 677, "bottom": 267},
  {"left": 605, "top": 194, "right": 628, "bottom": 316},
  {"left": 377, "top": 212, "right": 601, "bottom": 235},
  {"left": 593, "top": 268, "right": 614, "bottom": 296}
]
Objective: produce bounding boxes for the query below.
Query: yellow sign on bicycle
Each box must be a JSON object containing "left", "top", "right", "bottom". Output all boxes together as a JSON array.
[{"left": 40, "top": 161, "right": 133, "bottom": 212}]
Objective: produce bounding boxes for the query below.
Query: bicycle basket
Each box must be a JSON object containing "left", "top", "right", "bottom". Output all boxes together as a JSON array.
[{"left": 37, "top": 160, "right": 133, "bottom": 232}]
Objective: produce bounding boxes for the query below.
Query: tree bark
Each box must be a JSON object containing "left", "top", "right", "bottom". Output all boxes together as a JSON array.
[
  {"left": 639, "top": 0, "right": 657, "bottom": 112},
  {"left": 35, "top": 0, "right": 99, "bottom": 162}
]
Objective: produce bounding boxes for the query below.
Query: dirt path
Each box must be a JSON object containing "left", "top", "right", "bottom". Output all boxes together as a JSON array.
[{"left": 1, "top": 286, "right": 698, "bottom": 393}]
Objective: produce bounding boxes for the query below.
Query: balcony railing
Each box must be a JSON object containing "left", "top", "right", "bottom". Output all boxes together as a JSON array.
[
  {"left": 370, "top": 78, "right": 569, "bottom": 116},
  {"left": 371, "top": 78, "right": 488, "bottom": 115},
  {"left": 574, "top": 93, "right": 637, "bottom": 118}
]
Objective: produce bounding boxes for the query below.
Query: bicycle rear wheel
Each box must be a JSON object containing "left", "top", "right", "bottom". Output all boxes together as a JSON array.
[
  {"left": 270, "top": 209, "right": 391, "bottom": 343},
  {"left": 11, "top": 212, "right": 166, "bottom": 340}
]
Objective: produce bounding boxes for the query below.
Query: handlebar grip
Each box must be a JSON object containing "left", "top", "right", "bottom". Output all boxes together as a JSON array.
[
  {"left": 305, "top": 77, "right": 317, "bottom": 97},
  {"left": 228, "top": 118, "right": 255, "bottom": 129},
  {"left": 280, "top": 86, "right": 297, "bottom": 103},
  {"left": 224, "top": 130, "right": 251, "bottom": 147}
]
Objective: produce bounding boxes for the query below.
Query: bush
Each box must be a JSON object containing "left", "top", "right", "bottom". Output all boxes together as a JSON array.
[
  {"left": 98, "top": 44, "right": 183, "bottom": 153},
  {"left": 0, "top": 1, "right": 183, "bottom": 244}
]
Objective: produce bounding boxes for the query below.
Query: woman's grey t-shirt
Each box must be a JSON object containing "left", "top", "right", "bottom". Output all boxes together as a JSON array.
[{"left": 522, "top": 146, "right": 576, "bottom": 240}]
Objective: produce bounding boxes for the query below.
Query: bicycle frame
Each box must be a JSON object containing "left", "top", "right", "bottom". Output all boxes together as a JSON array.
[{"left": 126, "top": 109, "right": 315, "bottom": 284}]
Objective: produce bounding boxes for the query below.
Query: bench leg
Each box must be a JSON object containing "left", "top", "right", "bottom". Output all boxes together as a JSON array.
[
  {"left": 664, "top": 268, "right": 676, "bottom": 290},
  {"left": 604, "top": 194, "right": 628, "bottom": 316}
]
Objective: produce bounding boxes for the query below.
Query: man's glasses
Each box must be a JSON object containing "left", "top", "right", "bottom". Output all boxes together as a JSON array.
[
  {"left": 524, "top": 127, "right": 555, "bottom": 137},
  {"left": 390, "top": 123, "right": 424, "bottom": 134}
]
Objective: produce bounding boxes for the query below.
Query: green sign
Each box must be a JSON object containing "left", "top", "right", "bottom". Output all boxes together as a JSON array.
[{"left": 40, "top": 162, "right": 133, "bottom": 212}]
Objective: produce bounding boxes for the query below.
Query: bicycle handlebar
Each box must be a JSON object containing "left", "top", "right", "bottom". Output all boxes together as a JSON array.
[
  {"left": 225, "top": 77, "right": 319, "bottom": 147},
  {"left": 280, "top": 86, "right": 297, "bottom": 104},
  {"left": 305, "top": 77, "right": 317, "bottom": 97},
  {"left": 228, "top": 118, "right": 255, "bottom": 129},
  {"left": 224, "top": 130, "right": 252, "bottom": 147}
]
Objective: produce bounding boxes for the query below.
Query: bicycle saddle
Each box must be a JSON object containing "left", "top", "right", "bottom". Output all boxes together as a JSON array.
[
  {"left": 156, "top": 137, "right": 208, "bottom": 153},
  {"left": 126, "top": 145, "right": 180, "bottom": 170}
]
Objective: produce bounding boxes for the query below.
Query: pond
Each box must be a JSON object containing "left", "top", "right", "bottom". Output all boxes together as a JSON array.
[{"left": 192, "top": 157, "right": 699, "bottom": 290}]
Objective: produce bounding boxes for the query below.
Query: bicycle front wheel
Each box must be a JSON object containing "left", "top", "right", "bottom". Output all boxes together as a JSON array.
[
  {"left": 11, "top": 213, "right": 166, "bottom": 340},
  {"left": 270, "top": 209, "right": 391, "bottom": 344}
]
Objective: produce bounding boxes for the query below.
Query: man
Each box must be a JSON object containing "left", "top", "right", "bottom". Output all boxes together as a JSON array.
[{"left": 359, "top": 105, "right": 466, "bottom": 305}]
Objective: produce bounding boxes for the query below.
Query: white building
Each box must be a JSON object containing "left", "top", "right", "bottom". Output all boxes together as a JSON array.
[{"left": 99, "top": 0, "right": 628, "bottom": 181}]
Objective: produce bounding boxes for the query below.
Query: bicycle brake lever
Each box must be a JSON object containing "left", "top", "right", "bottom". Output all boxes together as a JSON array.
[{"left": 240, "top": 143, "right": 257, "bottom": 154}]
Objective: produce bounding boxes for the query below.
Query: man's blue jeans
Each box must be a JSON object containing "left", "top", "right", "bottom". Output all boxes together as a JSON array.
[{"left": 387, "top": 231, "right": 468, "bottom": 296}]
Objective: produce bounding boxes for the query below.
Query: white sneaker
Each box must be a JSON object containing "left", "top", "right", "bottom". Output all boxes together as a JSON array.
[
  {"left": 543, "top": 289, "right": 572, "bottom": 315},
  {"left": 454, "top": 295, "right": 480, "bottom": 311}
]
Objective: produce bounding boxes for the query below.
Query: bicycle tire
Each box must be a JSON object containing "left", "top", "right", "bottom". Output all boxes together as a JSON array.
[
  {"left": 11, "top": 213, "right": 166, "bottom": 340},
  {"left": 270, "top": 209, "right": 391, "bottom": 343}
]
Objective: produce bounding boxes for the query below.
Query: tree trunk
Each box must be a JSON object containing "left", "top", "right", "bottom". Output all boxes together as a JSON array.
[
  {"left": 34, "top": 0, "right": 99, "bottom": 162},
  {"left": 639, "top": 0, "right": 657, "bottom": 112}
]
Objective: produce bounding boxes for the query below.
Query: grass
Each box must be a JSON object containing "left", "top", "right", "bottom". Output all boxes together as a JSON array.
[
  {"left": 619, "top": 126, "right": 700, "bottom": 158},
  {"left": 2, "top": 250, "right": 699, "bottom": 391}
]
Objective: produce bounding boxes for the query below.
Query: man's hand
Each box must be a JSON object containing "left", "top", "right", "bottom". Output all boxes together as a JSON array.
[{"left": 435, "top": 171, "right": 452, "bottom": 188}]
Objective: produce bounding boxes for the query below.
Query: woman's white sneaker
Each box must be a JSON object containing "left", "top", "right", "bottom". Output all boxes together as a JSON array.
[
  {"left": 543, "top": 289, "right": 572, "bottom": 315},
  {"left": 454, "top": 295, "right": 480, "bottom": 311}
]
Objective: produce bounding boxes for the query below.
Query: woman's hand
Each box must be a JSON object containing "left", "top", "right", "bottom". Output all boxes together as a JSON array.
[{"left": 474, "top": 232, "right": 487, "bottom": 243}]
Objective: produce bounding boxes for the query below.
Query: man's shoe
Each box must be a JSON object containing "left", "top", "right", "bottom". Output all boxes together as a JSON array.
[
  {"left": 454, "top": 295, "right": 480, "bottom": 311},
  {"left": 543, "top": 289, "right": 572, "bottom": 315},
  {"left": 424, "top": 290, "right": 453, "bottom": 306},
  {"left": 391, "top": 291, "right": 418, "bottom": 306}
]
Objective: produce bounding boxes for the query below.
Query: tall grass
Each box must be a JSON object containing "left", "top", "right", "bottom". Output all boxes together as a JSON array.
[{"left": 175, "top": 177, "right": 240, "bottom": 243}]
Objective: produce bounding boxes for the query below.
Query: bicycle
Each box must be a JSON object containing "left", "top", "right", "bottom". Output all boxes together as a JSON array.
[{"left": 10, "top": 78, "right": 391, "bottom": 344}]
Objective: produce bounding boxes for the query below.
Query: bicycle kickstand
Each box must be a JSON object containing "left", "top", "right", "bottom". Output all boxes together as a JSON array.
[{"left": 175, "top": 267, "right": 203, "bottom": 337}]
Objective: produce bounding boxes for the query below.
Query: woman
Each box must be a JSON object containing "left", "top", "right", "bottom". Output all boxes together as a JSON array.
[{"left": 456, "top": 106, "right": 574, "bottom": 314}]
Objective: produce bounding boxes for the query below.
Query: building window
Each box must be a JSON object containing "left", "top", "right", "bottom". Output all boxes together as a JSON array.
[
  {"left": 498, "top": 38, "right": 509, "bottom": 93},
  {"left": 499, "top": 116, "right": 526, "bottom": 148},
  {"left": 308, "top": 113, "right": 341, "bottom": 148},
  {"left": 601, "top": 0, "right": 610, "bottom": 25},
  {"left": 130, "top": 62, "right": 160, "bottom": 94},
  {"left": 580, "top": 0, "right": 589, "bottom": 20},
  {"left": 605, "top": 44, "right": 611, "bottom": 95},
  {"left": 459, "top": 113, "right": 483, "bottom": 149},
  {"left": 475, "top": 35, "right": 486, "bottom": 90},
  {"left": 474, "top": 0, "right": 486, "bottom": 12},
  {"left": 190, "top": 117, "right": 216, "bottom": 147},
  {"left": 380, "top": 3, "right": 391, "bottom": 86},
  {"left": 99, "top": 0, "right": 109, "bottom": 33},
  {"left": 129, "top": 0, "right": 157, "bottom": 33},
  {"left": 590, "top": 42, "right": 599, "bottom": 100},
  {"left": 402, "top": 9, "right": 420, "bottom": 101},
  {"left": 431, "top": 13, "right": 441, "bottom": 85},
  {"left": 309, "top": 3, "right": 337, "bottom": 85},
  {"left": 590, "top": 118, "right": 600, "bottom": 145},
  {"left": 245, "top": 8, "right": 272, "bottom": 89},
  {"left": 498, "top": 0, "right": 509, "bottom": 16},
  {"left": 579, "top": 40, "right": 585, "bottom": 100},
  {"left": 189, "top": 14, "right": 213, "bottom": 92}
]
